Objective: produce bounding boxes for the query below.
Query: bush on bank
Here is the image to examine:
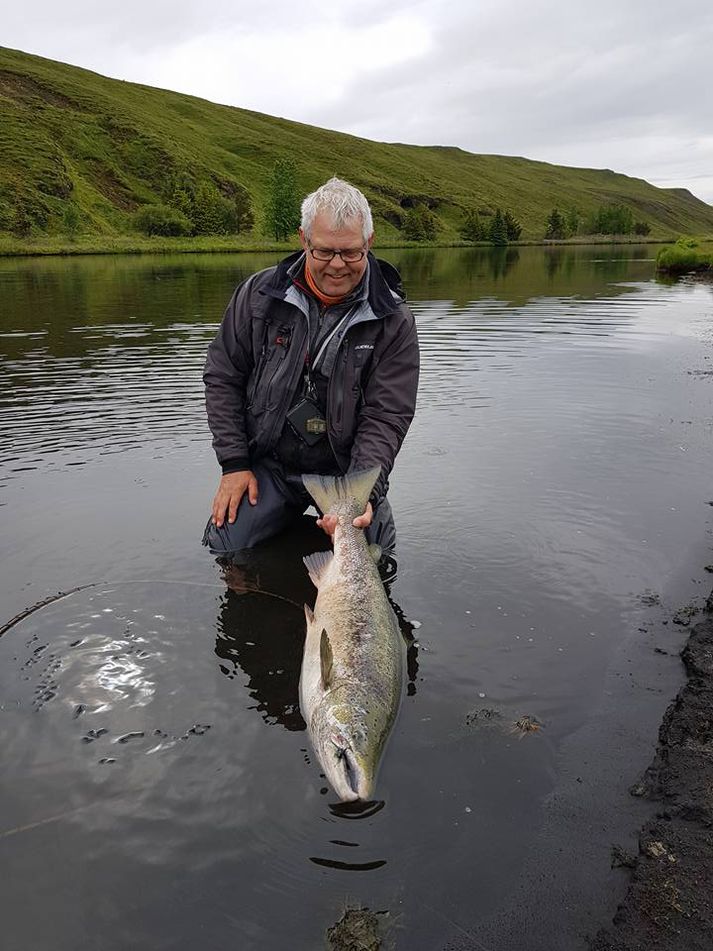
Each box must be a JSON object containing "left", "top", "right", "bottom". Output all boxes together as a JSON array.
[
  {"left": 656, "top": 238, "right": 713, "bottom": 274},
  {"left": 133, "top": 204, "right": 193, "bottom": 237}
]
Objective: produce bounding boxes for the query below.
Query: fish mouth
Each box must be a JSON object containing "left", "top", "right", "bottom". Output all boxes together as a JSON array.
[{"left": 332, "top": 745, "right": 371, "bottom": 802}]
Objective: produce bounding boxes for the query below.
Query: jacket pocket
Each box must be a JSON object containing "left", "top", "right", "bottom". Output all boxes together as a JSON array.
[
  {"left": 247, "top": 318, "right": 271, "bottom": 407},
  {"left": 247, "top": 321, "right": 294, "bottom": 409}
]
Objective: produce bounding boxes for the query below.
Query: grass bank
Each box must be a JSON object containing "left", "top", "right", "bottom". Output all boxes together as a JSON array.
[
  {"left": 3, "top": 45, "right": 713, "bottom": 247},
  {"left": 0, "top": 234, "right": 300, "bottom": 257},
  {"left": 0, "top": 234, "right": 688, "bottom": 259},
  {"left": 656, "top": 238, "right": 713, "bottom": 275}
]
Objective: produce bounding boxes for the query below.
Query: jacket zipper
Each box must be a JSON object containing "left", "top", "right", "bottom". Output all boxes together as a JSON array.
[{"left": 261, "top": 307, "right": 310, "bottom": 449}]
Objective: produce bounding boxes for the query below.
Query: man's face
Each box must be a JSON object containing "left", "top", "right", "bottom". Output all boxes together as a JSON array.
[{"left": 300, "top": 212, "right": 373, "bottom": 298}]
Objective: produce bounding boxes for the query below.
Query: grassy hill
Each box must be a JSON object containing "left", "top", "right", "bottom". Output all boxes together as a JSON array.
[{"left": 2, "top": 45, "right": 713, "bottom": 251}]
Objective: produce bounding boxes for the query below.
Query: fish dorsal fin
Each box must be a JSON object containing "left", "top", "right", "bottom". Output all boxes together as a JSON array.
[
  {"left": 302, "top": 467, "right": 381, "bottom": 516},
  {"left": 368, "top": 543, "right": 382, "bottom": 564},
  {"left": 303, "top": 551, "right": 334, "bottom": 588},
  {"left": 320, "top": 628, "right": 333, "bottom": 690}
]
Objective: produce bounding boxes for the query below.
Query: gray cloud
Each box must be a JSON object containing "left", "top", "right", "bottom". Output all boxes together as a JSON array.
[{"left": 305, "top": 1, "right": 713, "bottom": 199}]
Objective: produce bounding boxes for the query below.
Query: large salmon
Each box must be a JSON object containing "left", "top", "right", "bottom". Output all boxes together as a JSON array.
[{"left": 300, "top": 467, "right": 404, "bottom": 802}]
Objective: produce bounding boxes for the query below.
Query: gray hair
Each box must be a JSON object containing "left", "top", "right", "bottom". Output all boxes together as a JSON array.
[{"left": 301, "top": 177, "right": 374, "bottom": 242}]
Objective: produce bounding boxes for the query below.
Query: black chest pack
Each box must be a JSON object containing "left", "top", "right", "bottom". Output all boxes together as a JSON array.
[{"left": 285, "top": 395, "right": 327, "bottom": 446}]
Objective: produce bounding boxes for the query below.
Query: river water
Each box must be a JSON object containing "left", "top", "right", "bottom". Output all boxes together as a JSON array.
[{"left": 1, "top": 246, "right": 712, "bottom": 950}]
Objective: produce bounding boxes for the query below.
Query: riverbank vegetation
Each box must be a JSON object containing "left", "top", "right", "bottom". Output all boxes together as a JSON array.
[
  {"left": 543, "top": 204, "right": 652, "bottom": 240},
  {"left": 2, "top": 45, "right": 713, "bottom": 256},
  {"left": 656, "top": 238, "right": 713, "bottom": 275}
]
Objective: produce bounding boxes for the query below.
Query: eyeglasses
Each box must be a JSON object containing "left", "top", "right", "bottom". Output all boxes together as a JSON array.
[{"left": 308, "top": 245, "right": 366, "bottom": 263}]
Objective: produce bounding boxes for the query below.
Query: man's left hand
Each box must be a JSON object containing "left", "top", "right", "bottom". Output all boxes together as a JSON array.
[{"left": 318, "top": 502, "right": 373, "bottom": 538}]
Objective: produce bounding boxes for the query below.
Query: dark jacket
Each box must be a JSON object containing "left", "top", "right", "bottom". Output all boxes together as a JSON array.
[{"left": 203, "top": 251, "right": 419, "bottom": 505}]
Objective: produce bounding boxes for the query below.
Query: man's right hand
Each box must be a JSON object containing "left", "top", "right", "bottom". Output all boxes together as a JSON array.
[{"left": 211, "top": 470, "right": 258, "bottom": 527}]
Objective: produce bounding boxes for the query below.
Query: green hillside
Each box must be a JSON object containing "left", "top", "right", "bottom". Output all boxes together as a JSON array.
[{"left": 2, "top": 45, "right": 713, "bottom": 250}]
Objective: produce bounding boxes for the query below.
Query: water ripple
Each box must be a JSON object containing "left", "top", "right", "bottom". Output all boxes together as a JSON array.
[{"left": 0, "top": 323, "right": 215, "bottom": 481}]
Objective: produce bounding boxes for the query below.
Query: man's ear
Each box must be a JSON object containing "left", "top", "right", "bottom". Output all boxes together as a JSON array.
[
  {"left": 367, "top": 233, "right": 374, "bottom": 250},
  {"left": 299, "top": 227, "right": 308, "bottom": 251}
]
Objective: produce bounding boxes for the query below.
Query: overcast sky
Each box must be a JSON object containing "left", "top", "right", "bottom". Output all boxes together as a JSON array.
[{"left": 5, "top": 1, "right": 713, "bottom": 202}]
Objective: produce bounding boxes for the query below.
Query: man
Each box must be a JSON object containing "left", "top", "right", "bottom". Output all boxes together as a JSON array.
[{"left": 202, "top": 177, "right": 419, "bottom": 558}]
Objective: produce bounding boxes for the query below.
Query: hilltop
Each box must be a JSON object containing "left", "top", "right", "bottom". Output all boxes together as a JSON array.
[{"left": 2, "top": 45, "right": 713, "bottom": 250}]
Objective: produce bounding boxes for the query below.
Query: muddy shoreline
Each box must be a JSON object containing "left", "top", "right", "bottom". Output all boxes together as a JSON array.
[{"left": 591, "top": 587, "right": 713, "bottom": 950}]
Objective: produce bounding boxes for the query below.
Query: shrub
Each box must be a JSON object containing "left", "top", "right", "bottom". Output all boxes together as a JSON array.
[
  {"left": 503, "top": 210, "right": 522, "bottom": 241},
  {"left": 544, "top": 208, "right": 566, "bottom": 240},
  {"left": 192, "top": 182, "right": 233, "bottom": 236},
  {"left": 656, "top": 238, "right": 709, "bottom": 274},
  {"left": 402, "top": 204, "right": 439, "bottom": 241},
  {"left": 460, "top": 211, "right": 488, "bottom": 242},
  {"left": 583, "top": 203, "right": 635, "bottom": 235},
  {"left": 133, "top": 204, "right": 192, "bottom": 237}
]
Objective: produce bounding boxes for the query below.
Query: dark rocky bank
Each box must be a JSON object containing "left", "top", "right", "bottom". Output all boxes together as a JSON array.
[{"left": 591, "top": 588, "right": 713, "bottom": 950}]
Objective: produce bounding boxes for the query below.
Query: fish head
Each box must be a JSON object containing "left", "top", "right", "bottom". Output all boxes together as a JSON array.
[
  {"left": 317, "top": 705, "right": 378, "bottom": 802},
  {"left": 324, "top": 731, "right": 375, "bottom": 802}
]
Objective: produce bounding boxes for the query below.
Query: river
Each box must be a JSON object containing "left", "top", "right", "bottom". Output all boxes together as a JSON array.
[{"left": 1, "top": 245, "right": 711, "bottom": 950}]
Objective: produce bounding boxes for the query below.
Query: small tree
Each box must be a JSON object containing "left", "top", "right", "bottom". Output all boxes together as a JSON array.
[
  {"left": 488, "top": 208, "right": 508, "bottom": 246},
  {"left": 634, "top": 220, "right": 651, "bottom": 236},
  {"left": 586, "top": 203, "right": 635, "bottom": 235},
  {"left": 231, "top": 186, "right": 254, "bottom": 234},
  {"left": 544, "top": 208, "right": 567, "bottom": 240},
  {"left": 460, "top": 211, "right": 488, "bottom": 242},
  {"left": 266, "top": 159, "right": 301, "bottom": 242},
  {"left": 502, "top": 210, "right": 522, "bottom": 241},
  {"left": 565, "top": 207, "right": 581, "bottom": 237},
  {"left": 170, "top": 178, "right": 195, "bottom": 225}
]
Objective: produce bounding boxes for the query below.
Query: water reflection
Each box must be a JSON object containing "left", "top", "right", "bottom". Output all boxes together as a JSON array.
[
  {"left": 0, "top": 245, "right": 667, "bottom": 483},
  {"left": 489, "top": 246, "right": 520, "bottom": 279},
  {"left": 212, "top": 518, "right": 420, "bottom": 732},
  {"left": 215, "top": 589, "right": 306, "bottom": 731}
]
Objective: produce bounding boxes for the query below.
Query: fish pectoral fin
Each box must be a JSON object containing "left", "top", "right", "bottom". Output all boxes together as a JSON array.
[
  {"left": 368, "top": 543, "right": 382, "bottom": 564},
  {"left": 304, "top": 603, "right": 315, "bottom": 626},
  {"left": 320, "top": 628, "right": 333, "bottom": 690},
  {"left": 303, "top": 551, "right": 334, "bottom": 588}
]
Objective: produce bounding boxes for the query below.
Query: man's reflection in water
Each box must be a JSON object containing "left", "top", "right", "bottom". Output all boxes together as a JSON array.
[{"left": 213, "top": 515, "right": 419, "bottom": 731}]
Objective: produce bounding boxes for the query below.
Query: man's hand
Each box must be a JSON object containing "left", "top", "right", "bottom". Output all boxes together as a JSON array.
[
  {"left": 318, "top": 502, "right": 373, "bottom": 538},
  {"left": 211, "top": 470, "right": 258, "bottom": 527}
]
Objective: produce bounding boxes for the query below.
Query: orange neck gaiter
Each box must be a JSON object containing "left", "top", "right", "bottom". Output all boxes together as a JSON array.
[{"left": 303, "top": 262, "right": 347, "bottom": 307}]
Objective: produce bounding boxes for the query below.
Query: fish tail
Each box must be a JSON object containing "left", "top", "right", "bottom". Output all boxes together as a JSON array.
[{"left": 302, "top": 467, "right": 381, "bottom": 515}]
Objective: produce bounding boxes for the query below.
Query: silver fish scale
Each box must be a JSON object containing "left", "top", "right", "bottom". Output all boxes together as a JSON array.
[{"left": 303, "top": 505, "right": 404, "bottom": 799}]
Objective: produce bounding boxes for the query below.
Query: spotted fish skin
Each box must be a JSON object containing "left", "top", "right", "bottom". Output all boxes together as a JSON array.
[{"left": 300, "top": 467, "right": 404, "bottom": 802}]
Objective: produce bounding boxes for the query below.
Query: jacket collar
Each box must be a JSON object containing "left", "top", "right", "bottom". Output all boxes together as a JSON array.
[{"left": 262, "top": 250, "right": 404, "bottom": 318}]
